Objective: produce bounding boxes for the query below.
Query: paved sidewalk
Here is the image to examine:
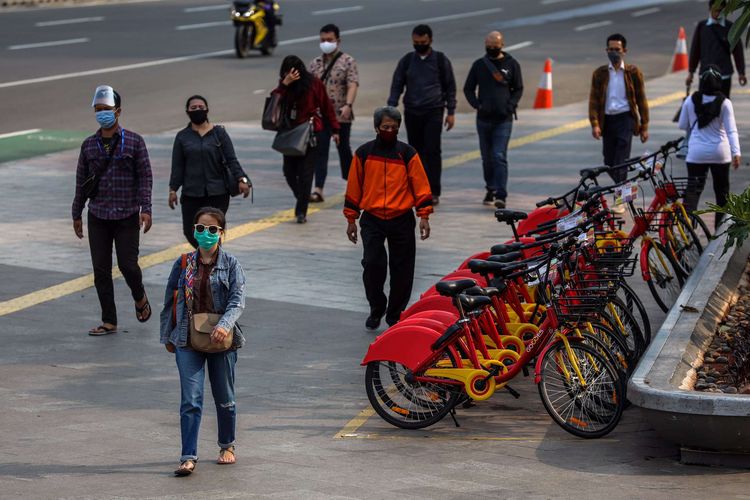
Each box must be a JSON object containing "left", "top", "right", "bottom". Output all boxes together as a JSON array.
[{"left": 2, "top": 72, "right": 750, "bottom": 498}]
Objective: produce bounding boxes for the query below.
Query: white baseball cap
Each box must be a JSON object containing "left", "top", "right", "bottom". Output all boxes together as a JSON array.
[{"left": 92, "top": 85, "right": 116, "bottom": 107}]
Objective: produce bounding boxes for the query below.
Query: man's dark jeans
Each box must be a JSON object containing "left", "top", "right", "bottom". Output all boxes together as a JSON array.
[
  {"left": 476, "top": 118, "right": 513, "bottom": 201},
  {"left": 602, "top": 112, "right": 634, "bottom": 183},
  {"left": 405, "top": 108, "right": 444, "bottom": 197},
  {"left": 87, "top": 212, "right": 145, "bottom": 325},
  {"left": 314, "top": 122, "right": 353, "bottom": 189}
]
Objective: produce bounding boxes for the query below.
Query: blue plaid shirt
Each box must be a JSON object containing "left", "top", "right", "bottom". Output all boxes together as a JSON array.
[{"left": 72, "top": 126, "right": 153, "bottom": 220}]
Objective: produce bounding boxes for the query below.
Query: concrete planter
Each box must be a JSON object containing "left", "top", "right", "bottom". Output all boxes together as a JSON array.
[{"left": 628, "top": 229, "right": 750, "bottom": 466}]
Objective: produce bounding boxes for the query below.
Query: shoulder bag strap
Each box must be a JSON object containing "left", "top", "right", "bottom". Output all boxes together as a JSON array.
[
  {"left": 172, "top": 253, "right": 188, "bottom": 327},
  {"left": 481, "top": 56, "right": 504, "bottom": 84},
  {"left": 321, "top": 52, "right": 344, "bottom": 84}
]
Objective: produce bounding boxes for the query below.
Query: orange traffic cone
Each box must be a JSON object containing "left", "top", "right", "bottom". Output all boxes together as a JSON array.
[
  {"left": 533, "top": 58, "right": 553, "bottom": 109},
  {"left": 671, "top": 27, "right": 688, "bottom": 72}
]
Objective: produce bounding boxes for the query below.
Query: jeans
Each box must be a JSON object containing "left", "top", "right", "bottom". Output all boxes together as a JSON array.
[
  {"left": 282, "top": 136, "right": 320, "bottom": 217},
  {"left": 359, "top": 211, "right": 416, "bottom": 323},
  {"left": 602, "top": 112, "right": 634, "bottom": 183},
  {"left": 314, "top": 122, "right": 353, "bottom": 189},
  {"left": 405, "top": 108, "right": 444, "bottom": 197},
  {"left": 476, "top": 118, "right": 513, "bottom": 200},
  {"left": 175, "top": 347, "right": 238, "bottom": 461},
  {"left": 684, "top": 162, "right": 731, "bottom": 229},
  {"left": 180, "top": 194, "right": 230, "bottom": 248},
  {"left": 87, "top": 212, "right": 145, "bottom": 325}
]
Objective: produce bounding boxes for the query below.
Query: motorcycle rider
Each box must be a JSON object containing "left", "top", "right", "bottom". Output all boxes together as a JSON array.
[{"left": 254, "top": 0, "right": 277, "bottom": 41}]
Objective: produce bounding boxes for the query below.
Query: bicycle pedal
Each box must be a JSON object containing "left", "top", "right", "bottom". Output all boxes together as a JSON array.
[
  {"left": 522, "top": 366, "right": 530, "bottom": 377},
  {"left": 505, "top": 385, "right": 521, "bottom": 399}
]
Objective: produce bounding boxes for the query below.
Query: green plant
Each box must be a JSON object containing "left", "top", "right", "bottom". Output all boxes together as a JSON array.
[
  {"left": 697, "top": 187, "right": 750, "bottom": 254},
  {"left": 717, "top": 0, "right": 750, "bottom": 48}
]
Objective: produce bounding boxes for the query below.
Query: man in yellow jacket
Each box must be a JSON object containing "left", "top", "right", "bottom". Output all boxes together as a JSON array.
[{"left": 345, "top": 106, "right": 433, "bottom": 330}]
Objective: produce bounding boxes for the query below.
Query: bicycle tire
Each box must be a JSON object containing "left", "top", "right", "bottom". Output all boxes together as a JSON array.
[
  {"left": 538, "top": 342, "right": 624, "bottom": 439},
  {"left": 645, "top": 240, "right": 685, "bottom": 313},
  {"left": 602, "top": 297, "right": 646, "bottom": 360},
  {"left": 580, "top": 321, "right": 633, "bottom": 377},
  {"left": 365, "top": 355, "right": 461, "bottom": 430},
  {"left": 688, "top": 212, "right": 713, "bottom": 246},
  {"left": 669, "top": 210, "right": 703, "bottom": 276},
  {"left": 616, "top": 281, "right": 652, "bottom": 345}
]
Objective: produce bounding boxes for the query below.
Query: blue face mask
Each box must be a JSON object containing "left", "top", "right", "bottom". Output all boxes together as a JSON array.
[
  {"left": 194, "top": 229, "right": 220, "bottom": 249},
  {"left": 95, "top": 110, "right": 117, "bottom": 129}
]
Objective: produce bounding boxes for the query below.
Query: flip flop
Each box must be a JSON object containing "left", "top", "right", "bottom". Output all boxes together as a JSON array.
[
  {"left": 135, "top": 294, "right": 152, "bottom": 323},
  {"left": 174, "top": 459, "right": 196, "bottom": 476},
  {"left": 89, "top": 325, "right": 117, "bottom": 336}
]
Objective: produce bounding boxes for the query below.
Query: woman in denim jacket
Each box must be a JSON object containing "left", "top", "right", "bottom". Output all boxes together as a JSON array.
[{"left": 159, "top": 206, "right": 246, "bottom": 476}]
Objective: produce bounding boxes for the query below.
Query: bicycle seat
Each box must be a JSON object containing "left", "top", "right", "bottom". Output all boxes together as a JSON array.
[
  {"left": 490, "top": 242, "right": 524, "bottom": 255},
  {"left": 579, "top": 165, "right": 610, "bottom": 179},
  {"left": 464, "top": 286, "right": 501, "bottom": 298},
  {"left": 467, "top": 259, "right": 508, "bottom": 276},
  {"left": 495, "top": 209, "right": 528, "bottom": 223},
  {"left": 492, "top": 261, "right": 527, "bottom": 278},
  {"left": 435, "top": 279, "right": 477, "bottom": 297},
  {"left": 458, "top": 294, "right": 492, "bottom": 312},
  {"left": 487, "top": 251, "right": 522, "bottom": 263},
  {"left": 431, "top": 323, "right": 462, "bottom": 351}
]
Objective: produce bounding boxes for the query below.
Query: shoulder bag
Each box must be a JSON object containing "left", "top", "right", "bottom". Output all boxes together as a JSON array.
[
  {"left": 262, "top": 93, "right": 284, "bottom": 131},
  {"left": 183, "top": 254, "right": 233, "bottom": 353},
  {"left": 272, "top": 116, "right": 314, "bottom": 156},
  {"left": 215, "top": 125, "right": 251, "bottom": 199},
  {"left": 81, "top": 136, "right": 118, "bottom": 201}
]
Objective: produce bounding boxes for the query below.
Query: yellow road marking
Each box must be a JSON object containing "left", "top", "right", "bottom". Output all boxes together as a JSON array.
[
  {"left": 0, "top": 88, "right": 688, "bottom": 320},
  {"left": 333, "top": 408, "right": 376, "bottom": 439}
]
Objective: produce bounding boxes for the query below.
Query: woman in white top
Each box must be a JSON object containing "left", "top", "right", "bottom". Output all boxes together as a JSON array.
[{"left": 678, "top": 65, "right": 741, "bottom": 228}]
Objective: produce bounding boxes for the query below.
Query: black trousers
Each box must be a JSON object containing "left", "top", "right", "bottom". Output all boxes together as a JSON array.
[
  {"left": 684, "top": 162, "right": 731, "bottom": 229},
  {"left": 602, "top": 112, "right": 634, "bottom": 183},
  {"left": 180, "top": 193, "right": 230, "bottom": 248},
  {"left": 283, "top": 141, "right": 319, "bottom": 217},
  {"left": 721, "top": 78, "right": 732, "bottom": 99},
  {"left": 314, "top": 122, "right": 353, "bottom": 188},
  {"left": 405, "top": 108, "right": 443, "bottom": 197},
  {"left": 360, "top": 211, "right": 416, "bottom": 322},
  {"left": 87, "top": 212, "right": 145, "bottom": 325}
]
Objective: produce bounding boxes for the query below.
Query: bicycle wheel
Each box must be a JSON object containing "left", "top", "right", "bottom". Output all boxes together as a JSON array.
[
  {"left": 538, "top": 342, "right": 624, "bottom": 439},
  {"left": 645, "top": 241, "right": 685, "bottom": 313},
  {"left": 602, "top": 297, "right": 646, "bottom": 360},
  {"left": 580, "top": 321, "right": 633, "bottom": 377},
  {"left": 615, "top": 281, "right": 652, "bottom": 345},
  {"left": 669, "top": 211, "right": 703, "bottom": 275},
  {"left": 365, "top": 356, "right": 461, "bottom": 430},
  {"left": 688, "top": 212, "right": 712, "bottom": 247}
]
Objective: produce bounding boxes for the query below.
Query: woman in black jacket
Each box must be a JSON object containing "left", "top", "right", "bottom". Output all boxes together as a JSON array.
[{"left": 169, "top": 95, "right": 251, "bottom": 247}]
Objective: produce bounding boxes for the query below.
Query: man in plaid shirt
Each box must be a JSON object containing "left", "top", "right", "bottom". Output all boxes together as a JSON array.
[{"left": 72, "top": 86, "right": 153, "bottom": 336}]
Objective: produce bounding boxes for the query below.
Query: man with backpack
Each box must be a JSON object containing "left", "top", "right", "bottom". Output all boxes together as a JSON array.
[
  {"left": 463, "top": 31, "right": 524, "bottom": 209},
  {"left": 345, "top": 107, "right": 433, "bottom": 330},
  {"left": 388, "top": 24, "right": 457, "bottom": 205}
]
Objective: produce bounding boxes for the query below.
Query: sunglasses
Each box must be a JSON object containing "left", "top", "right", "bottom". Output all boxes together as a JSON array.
[{"left": 194, "top": 224, "right": 222, "bottom": 234}]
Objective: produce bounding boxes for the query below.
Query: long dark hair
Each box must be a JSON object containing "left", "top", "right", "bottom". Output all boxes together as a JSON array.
[{"left": 279, "top": 55, "right": 312, "bottom": 101}]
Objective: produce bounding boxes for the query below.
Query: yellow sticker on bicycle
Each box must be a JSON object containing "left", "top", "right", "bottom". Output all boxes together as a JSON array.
[{"left": 614, "top": 181, "right": 638, "bottom": 205}]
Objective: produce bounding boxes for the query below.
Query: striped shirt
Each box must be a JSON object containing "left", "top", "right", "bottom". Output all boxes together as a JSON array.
[{"left": 72, "top": 127, "right": 153, "bottom": 220}]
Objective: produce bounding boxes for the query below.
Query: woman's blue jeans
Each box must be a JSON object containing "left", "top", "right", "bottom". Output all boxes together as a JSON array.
[
  {"left": 175, "top": 347, "right": 237, "bottom": 461},
  {"left": 476, "top": 118, "right": 513, "bottom": 200}
]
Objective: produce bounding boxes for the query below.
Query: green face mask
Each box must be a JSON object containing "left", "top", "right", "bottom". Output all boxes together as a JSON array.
[{"left": 194, "top": 229, "right": 220, "bottom": 249}]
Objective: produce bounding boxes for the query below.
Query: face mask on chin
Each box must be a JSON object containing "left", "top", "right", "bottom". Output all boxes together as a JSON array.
[{"left": 320, "top": 41, "right": 337, "bottom": 54}]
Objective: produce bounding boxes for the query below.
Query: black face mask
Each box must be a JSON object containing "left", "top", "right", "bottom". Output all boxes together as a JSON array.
[
  {"left": 187, "top": 109, "right": 208, "bottom": 125},
  {"left": 413, "top": 43, "right": 430, "bottom": 55},
  {"left": 485, "top": 47, "right": 501, "bottom": 58}
]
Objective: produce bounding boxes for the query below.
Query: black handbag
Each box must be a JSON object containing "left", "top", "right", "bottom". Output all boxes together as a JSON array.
[
  {"left": 262, "top": 93, "right": 284, "bottom": 131},
  {"left": 81, "top": 141, "right": 117, "bottom": 201},
  {"left": 215, "top": 126, "right": 251, "bottom": 198},
  {"left": 272, "top": 117, "right": 314, "bottom": 156}
]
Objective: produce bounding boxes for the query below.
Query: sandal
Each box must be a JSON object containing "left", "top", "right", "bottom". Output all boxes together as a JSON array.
[
  {"left": 174, "top": 459, "right": 196, "bottom": 476},
  {"left": 217, "top": 446, "right": 236, "bottom": 465},
  {"left": 309, "top": 192, "right": 324, "bottom": 203},
  {"left": 135, "top": 294, "right": 152, "bottom": 323},
  {"left": 88, "top": 324, "right": 117, "bottom": 336}
]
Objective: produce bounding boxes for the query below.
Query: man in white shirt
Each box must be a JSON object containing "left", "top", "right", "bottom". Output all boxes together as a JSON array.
[{"left": 588, "top": 34, "right": 649, "bottom": 188}]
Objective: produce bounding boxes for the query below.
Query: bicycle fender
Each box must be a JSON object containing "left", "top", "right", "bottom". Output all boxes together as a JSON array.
[
  {"left": 400, "top": 295, "right": 456, "bottom": 321},
  {"left": 517, "top": 206, "right": 569, "bottom": 236},
  {"left": 457, "top": 251, "right": 491, "bottom": 270},
  {"left": 532, "top": 336, "right": 585, "bottom": 384},
  {"left": 361, "top": 325, "right": 442, "bottom": 371},
  {"left": 640, "top": 239, "right": 653, "bottom": 281},
  {"left": 393, "top": 317, "right": 447, "bottom": 333},
  {"left": 405, "top": 310, "right": 458, "bottom": 327}
]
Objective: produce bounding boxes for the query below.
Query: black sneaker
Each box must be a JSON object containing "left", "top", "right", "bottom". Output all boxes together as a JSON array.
[
  {"left": 296, "top": 215, "right": 307, "bottom": 224},
  {"left": 385, "top": 316, "right": 399, "bottom": 327},
  {"left": 494, "top": 198, "right": 506, "bottom": 209},
  {"left": 483, "top": 190, "right": 495, "bottom": 206},
  {"left": 432, "top": 196, "right": 440, "bottom": 206},
  {"left": 365, "top": 314, "right": 382, "bottom": 330}
]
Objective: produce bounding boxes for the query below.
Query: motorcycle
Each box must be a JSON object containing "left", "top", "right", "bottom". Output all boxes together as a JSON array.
[{"left": 230, "top": 1, "right": 281, "bottom": 58}]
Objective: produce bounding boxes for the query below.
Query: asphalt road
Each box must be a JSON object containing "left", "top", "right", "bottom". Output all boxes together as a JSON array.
[{"left": 0, "top": 0, "right": 719, "bottom": 136}]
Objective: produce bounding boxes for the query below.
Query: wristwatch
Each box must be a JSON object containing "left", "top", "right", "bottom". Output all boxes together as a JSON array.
[{"left": 239, "top": 177, "right": 249, "bottom": 184}]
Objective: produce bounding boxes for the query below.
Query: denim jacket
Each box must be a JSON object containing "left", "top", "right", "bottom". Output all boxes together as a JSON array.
[{"left": 159, "top": 248, "right": 246, "bottom": 348}]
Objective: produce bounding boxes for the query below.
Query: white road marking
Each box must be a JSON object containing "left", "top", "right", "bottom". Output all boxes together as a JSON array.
[
  {"left": 0, "top": 129, "right": 41, "bottom": 140},
  {"left": 8, "top": 38, "right": 90, "bottom": 50},
  {"left": 176, "top": 20, "right": 232, "bottom": 30},
  {"left": 184, "top": 4, "right": 230, "bottom": 13},
  {"left": 312, "top": 6, "right": 363, "bottom": 15},
  {"left": 574, "top": 20, "right": 613, "bottom": 31},
  {"left": 0, "top": 7, "right": 503, "bottom": 89},
  {"left": 252, "top": 89, "right": 267, "bottom": 95},
  {"left": 632, "top": 7, "right": 661, "bottom": 16},
  {"left": 541, "top": 0, "right": 570, "bottom": 4},
  {"left": 504, "top": 41, "right": 534, "bottom": 51},
  {"left": 35, "top": 16, "right": 104, "bottom": 27}
]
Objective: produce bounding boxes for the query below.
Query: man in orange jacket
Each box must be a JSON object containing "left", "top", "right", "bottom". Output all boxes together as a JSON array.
[{"left": 345, "top": 106, "right": 433, "bottom": 330}]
